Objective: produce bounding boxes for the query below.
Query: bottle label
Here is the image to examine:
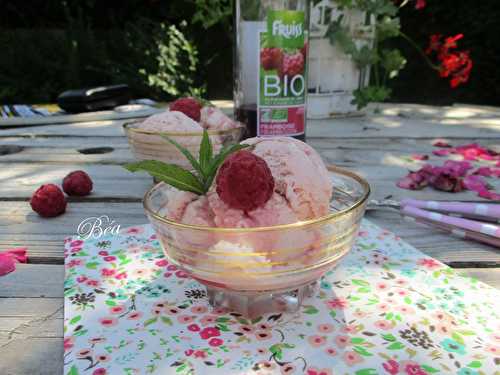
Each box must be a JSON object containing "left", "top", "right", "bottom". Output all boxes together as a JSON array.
[{"left": 257, "top": 10, "right": 307, "bottom": 137}]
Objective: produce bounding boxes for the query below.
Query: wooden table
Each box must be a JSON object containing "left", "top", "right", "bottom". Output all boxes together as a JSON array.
[{"left": 1, "top": 102, "right": 499, "bottom": 375}]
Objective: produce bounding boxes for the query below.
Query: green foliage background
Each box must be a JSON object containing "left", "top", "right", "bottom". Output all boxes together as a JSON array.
[
  {"left": 0, "top": 0, "right": 499, "bottom": 106},
  {"left": 0, "top": 0, "right": 232, "bottom": 103}
]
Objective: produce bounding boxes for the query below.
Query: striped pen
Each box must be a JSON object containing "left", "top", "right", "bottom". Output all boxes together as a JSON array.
[
  {"left": 401, "top": 198, "right": 500, "bottom": 222},
  {"left": 366, "top": 198, "right": 500, "bottom": 248},
  {"left": 401, "top": 211, "right": 500, "bottom": 248}
]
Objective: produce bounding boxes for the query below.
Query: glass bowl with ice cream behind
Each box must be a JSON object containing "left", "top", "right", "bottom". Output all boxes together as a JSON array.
[
  {"left": 123, "top": 98, "right": 244, "bottom": 170},
  {"left": 126, "top": 136, "right": 370, "bottom": 318}
]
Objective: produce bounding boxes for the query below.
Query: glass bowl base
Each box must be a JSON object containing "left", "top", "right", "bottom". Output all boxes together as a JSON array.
[{"left": 206, "top": 282, "right": 318, "bottom": 318}]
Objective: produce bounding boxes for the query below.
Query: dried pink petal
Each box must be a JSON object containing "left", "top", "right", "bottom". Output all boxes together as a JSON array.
[
  {"left": 463, "top": 175, "right": 491, "bottom": 193},
  {"left": 454, "top": 143, "right": 497, "bottom": 161},
  {"left": 433, "top": 140, "right": 452, "bottom": 148},
  {"left": 430, "top": 173, "right": 464, "bottom": 192},
  {"left": 478, "top": 154, "right": 495, "bottom": 161},
  {"left": 478, "top": 190, "right": 500, "bottom": 200},
  {"left": 432, "top": 149, "right": 452, "bottom": 157},
  {"left": 473, "top": 167, "right": 493, "bottom": 177},
  {"left": 396, "top": 171, "right": 429, "bottom": 190},
  {"left": 442, "top": 160, "right": 472, "bottom": 177},
  {"left": 0, "top": 254, "right": 16, "bottom": 276},
  {"left": 410, "top": 154, "right": 429, "bottom": 161}
]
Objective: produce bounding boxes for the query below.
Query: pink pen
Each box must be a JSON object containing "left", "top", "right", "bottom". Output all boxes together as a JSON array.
[
  {"left": 401, "top": 213, "right": 500, "bottom": 248},
  {"left": 401, "top": 199, "right": 500, "bottom": 220},
  {"left": 401, "top": 205, "right": 500, "bottom": 239}
]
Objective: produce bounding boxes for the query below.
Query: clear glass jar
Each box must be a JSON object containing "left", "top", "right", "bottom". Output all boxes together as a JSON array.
[{"left": 234, "top": 0, "right": 310, "bottom": 141}]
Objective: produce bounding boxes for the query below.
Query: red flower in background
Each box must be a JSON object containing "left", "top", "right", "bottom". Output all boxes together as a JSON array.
[
  {"left": 415, "top": 0, "right": 426, "bottom": 9},
  {"left": 426, "top": 33, "right": 472, "bottom": 88}
]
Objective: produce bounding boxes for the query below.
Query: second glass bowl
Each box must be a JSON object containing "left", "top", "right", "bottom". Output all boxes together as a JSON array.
[{"left": 123, "top": 121, "right": 245, "bottom": 169}]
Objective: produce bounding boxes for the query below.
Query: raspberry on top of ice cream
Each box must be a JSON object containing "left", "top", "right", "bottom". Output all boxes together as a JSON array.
[
  {"left": 243, "top": 137, "right": 332, "bottom": 220},
  {"left": 216, "top": 150, "right": 275, "bottom": 212},
  {"left": 169, "top": 97, "right": 203, "bottom": 122}
]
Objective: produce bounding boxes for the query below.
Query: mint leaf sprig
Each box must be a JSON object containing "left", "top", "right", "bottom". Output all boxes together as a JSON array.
[{"left": 124, "top": 129, "right": 249, "bottom": 195}]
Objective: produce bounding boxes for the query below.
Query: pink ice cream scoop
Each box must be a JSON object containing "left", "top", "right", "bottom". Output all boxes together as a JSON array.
[
  {"left": 200, "top": 106, "right": 239, "bottom": 131},
  {"left": 139, "top": 110, "right": 203, "bottom": 132},
  {"left": 243, "top": 137, "right": 332, "bottom": 220}
]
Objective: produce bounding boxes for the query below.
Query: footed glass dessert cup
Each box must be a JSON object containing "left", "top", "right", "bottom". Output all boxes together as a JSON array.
[
  {"left": 144, "top": 167, "right": 370, "bottom": 317},
  {"left": 123, "top": 121, "right": 245, "bottom": 169}
]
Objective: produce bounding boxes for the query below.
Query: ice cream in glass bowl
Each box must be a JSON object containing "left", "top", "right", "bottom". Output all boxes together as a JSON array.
[
  {"left": 126, "top": 135, "right": 370, "bottom": 317},
  {"left": 123, "top": 97, "right": 244, "bottom": 169}
]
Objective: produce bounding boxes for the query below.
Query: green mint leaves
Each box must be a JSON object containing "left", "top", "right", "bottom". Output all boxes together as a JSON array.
[{"left": 124, "top": 129, "right": 249, "bottom": 195}]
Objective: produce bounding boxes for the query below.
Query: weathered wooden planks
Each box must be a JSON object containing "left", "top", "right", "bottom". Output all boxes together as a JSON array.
[
  {"left": 0, "top": 163, "right": 152, "bottom": 200},
  {"left": 1, "top": 201, "right": 499, "bottom": 266},
  {"left": 0, "top": 264, "right": 64, "bottom": 298},
  {"left": 2, "top": 162, "right": 499, "bottom": 203}
]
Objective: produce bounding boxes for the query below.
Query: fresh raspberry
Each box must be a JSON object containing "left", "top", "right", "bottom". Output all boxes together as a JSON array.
[
  {"left": 282, "top": 52, "right": 305, "bottom": 77},
  {"left": 63, "top": 170, "right": 93, "bottom": 196},
  {"left": 260, "top": 48, "right": 283, "bottom": 71},
  {"left": 169, "top": 97, "right": 202, "bottom": 122},
  {"left": 30, "top": 184, "right": 67, "bottom": 217},
  {"left": 216, "top": 151, "right": 275, "bottom": 212}
]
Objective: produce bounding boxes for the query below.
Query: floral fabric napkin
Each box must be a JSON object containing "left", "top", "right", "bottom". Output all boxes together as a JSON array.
[{"left": 63, "top": 220, "right": 500, "bottom": 375}]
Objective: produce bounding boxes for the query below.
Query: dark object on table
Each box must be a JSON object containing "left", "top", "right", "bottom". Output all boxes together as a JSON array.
[{"left": 57, "top": 84, "right": 131, "bottom": 113}]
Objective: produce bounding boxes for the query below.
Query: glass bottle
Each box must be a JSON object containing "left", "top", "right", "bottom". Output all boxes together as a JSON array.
[{"left": 234, "top": 0, "right": 309, "bottom": 141}]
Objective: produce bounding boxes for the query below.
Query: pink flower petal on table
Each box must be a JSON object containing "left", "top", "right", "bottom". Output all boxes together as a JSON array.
[
  {"left": 432, "top": 149, "right": 452, "bottom": 157},
  {"left": 454, "top": 143, "right": 497, "bottom": 161},
  {"left": 478, "top": 190, "right": 500, "bottom": 200},
  {"left": 479, "top": 154, "right": 495, "bottom": 161},
  {"left": 0, "top": 254, "right": 16, "bottom": 276},
  {"left": 433, "top": 140, "right": 452, "bottom": 148},
  {"left": 0, "top": 247, "right": 28, "bottom": 276},
  {"left": 0, "top": 247, "right": 28, "bottom": 263},
  {"left": 410, "top": 154, "right": 429, "bottom": 161},
  {"left": 473, "top": 167, "right": 493, "bottom": 177},
  {"left": 397, "top": 172, "right": 428, "bottom": 190},
  {"left": 430, "top": 173, "right": 464, "bottom": 192},
  {"left": 463, "top": 175, "right": 491, "bottom": 192},
  {"left": 442, "top": 160, "right": 472, "bottom": 177}
]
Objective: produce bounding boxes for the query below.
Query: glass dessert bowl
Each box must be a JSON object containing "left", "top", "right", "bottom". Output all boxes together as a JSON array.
[
  {"left": 123, "top": 121, "right": 245, "bottom": 169},
  {"left": 143, "top": 166, "right": 370, "bottom": 317}
]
